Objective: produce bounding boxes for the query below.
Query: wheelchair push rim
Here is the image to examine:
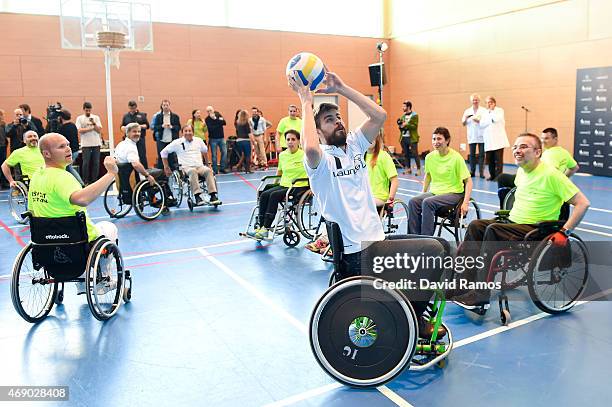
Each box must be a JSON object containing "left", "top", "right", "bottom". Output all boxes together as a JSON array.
[
  {"left": 381, "top": 199, "right": 409, "bottom": 236},
  {"left": 11, "top": 243, "right": 58, "bottom": 323},
  {"left": 527, "top": 235, "right": 589, "bottom": 314},
  {"left": 132, "top": 180, "right": 165, "bottom": 221},
  {"left": 169, "top": 171, "right": 184, "bottom": 208},
  {"left": 310, "top": 276, "right": 418, "bottom": 387},
  {"left": 85, "top": 239, "right": 125, "bottom": 321},
  {"left": 297, "top": 190, "right": 322, "bottom": 240},
  {"left": 103, "top": 180, "right": 132, "bottom": 219},
  {"left": 9, "top": 181, "right": 29, "bottom": 224}
]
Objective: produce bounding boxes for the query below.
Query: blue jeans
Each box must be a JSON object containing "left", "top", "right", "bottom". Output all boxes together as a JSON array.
[
  {"left": 408, "top": 192, "right": 464, "bottom": 236},
  {"left": 209, "top": 138, "right": 227, "bottom": 173}
]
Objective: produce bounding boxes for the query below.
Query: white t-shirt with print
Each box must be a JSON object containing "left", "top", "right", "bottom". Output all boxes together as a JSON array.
[
  {"left": 75, "top": 114, "right": 102, "bottom": 147},
  {"left": 160, "top": 137, "right": 208, "bottom": 169},
  {"left": 114, "top": 138, "right": 140, "bottom": 164},
  {"left": 305, "top": 128, "right": 384, "bottom": 254}
]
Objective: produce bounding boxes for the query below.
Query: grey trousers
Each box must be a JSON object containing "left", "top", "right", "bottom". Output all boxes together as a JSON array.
[{"left": 408, "top": 192, "right": 464, "bottom": 236}]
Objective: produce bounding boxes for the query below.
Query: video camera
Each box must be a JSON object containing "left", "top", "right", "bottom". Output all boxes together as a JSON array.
[{"left": 46, "top": 102, "right": 63, "bottom": 132}]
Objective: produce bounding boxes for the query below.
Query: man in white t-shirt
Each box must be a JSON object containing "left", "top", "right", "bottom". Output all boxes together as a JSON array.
[
  {"left": 161, "top": 124, "right": 221, "bottom": 206},
  {"left": 75, "top": 101, "right": 103, "bottom": 185},
  {"left": 288, "top": 71, "right": 385, "bottom": 266},
  {"left": 114, "top": 123, "right": 155, "bottom": 185}
]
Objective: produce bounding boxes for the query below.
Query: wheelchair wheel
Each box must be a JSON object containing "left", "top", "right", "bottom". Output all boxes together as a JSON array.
[
  {"left": 9, "top": 181, "right": 29, "bottom": 224},
  {"left": 381, "top": 199, "right": 409, "bottom": 236},
  {"left": 503, "top": 187, "right": 516, "bottom": 210},
  {"left": 527, "top": 235, "right": 589, "bottom": 314},
  {"left": 10, "top": 243, "right": 58, "bottom": 323},
  {"left": 123, "top": 270, "right": 132, "bottom": 303},
  {"left": 132, "top": 180, "right": 165, "bottom": 221},
  {"left": 103, "top": 180, "right": 132, "bottom": 218},
  {"left": 283, "top": 229, "right": 300, "bottom": 247},
  {"left": 297, "top": 190, "right": 322, "bottom": 240},
  {"left": 455, "top": 200, "right": 481, "bottom": 242},
  {"left": 85, "top": 238, "right": 125, "bottom": 321},
  {"left": 168, "top": 171, "right": 184, "bottom": 208},
  {"left": 310, "top": 276, "right": 418, "bottom": 387}
]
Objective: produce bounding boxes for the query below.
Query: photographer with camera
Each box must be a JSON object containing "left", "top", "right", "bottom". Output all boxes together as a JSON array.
[
  {"left": 76, "top": 101, "right": 103, "bottom": 185},
  {"left": 19, "top": 104, "right": 44, "bottom": 137},
  {"left": 6, "top": 108, "right": 40, "bottom": 153}
]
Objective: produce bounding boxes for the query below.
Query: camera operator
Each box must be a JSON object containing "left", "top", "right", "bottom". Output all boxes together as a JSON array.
[
  {"left": 76, "top": 101, "right": 103, "bottom": 184},
  {"left": 57, "top": 109, "right": 84, "bottom": 185},
  {"left": 19, "top": 104, "right": 44, "bottom": 137},
  {"left": 6, "top": 108, "right": 40, "bottom": 153}
]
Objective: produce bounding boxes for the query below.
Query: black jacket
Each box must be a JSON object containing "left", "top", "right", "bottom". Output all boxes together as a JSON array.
[
  {"left": 121, "top": 111, "right": 150, "bottom": 138},
  {"left": 151, "top": 111, "right": 180, "bottom": 142},
  {"left": 205, "top": 112, "right": 226, "bottom": 139},
  {"left": 5, "top": 120, "right": 39, "bottom": 152}
]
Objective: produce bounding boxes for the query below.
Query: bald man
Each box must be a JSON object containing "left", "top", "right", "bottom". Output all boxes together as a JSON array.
[
  {"left": 1, "top": 130, "right": 44, "bottom": 187},
  {"left": 30, "top": 133, "right": 120, "bottom": 293}
]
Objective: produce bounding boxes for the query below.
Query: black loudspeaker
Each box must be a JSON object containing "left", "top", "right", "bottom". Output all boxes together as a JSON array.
[{"left": 368, "top": 63, "right": 386, "bottom": 87}]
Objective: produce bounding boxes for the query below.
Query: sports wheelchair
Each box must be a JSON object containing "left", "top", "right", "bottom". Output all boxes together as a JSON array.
[
  {"left": 434, "top": 197, "right": 481, "bottom": 244},
  {"left": 166, "top": 167, "right": 221, "bottom": 211},
  {"left": 457, "top": 209, "right": 588, "bottom": 325},
  {"left": 10, "top": 212, "right": 132, "bottom": 322},
  {"left": 9, "top": 174, "right": 30, "bottom": 225},
  {"left": 240, "top": 176, "right": 321, "bottom": 247},
  {"left": 103, "top": 164, "right": 178, "bottom": 221},
  {"left": 311, "top": 222, "right": 453, "bottom": 387}
]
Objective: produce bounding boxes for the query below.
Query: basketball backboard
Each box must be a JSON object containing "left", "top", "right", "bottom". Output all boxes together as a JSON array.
[{"left": 59, "top": 0, "right": 153, "bottom": 51}]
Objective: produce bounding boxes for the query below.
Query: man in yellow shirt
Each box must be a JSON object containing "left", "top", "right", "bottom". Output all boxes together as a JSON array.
[
  {"left": 1, "top": 130, "right": 44, "bottom": 187},
  {"left": 248, "top": 129, "right": 308, "bottom": 239},
  {"left": 453, "top": 133, "right": 590, "bottom": 308},
  {"left": 28, "top": 133, "right": 120, "bottom": 293},
  {"left": 541, "top": 127, "right": 579, "bottom": 177},
  {"left": 275, "top": 105, "right": 302, "bottom": 152}
]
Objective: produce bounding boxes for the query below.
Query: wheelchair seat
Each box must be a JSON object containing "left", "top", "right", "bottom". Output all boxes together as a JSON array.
[{"left": 29, "top": 211, "right": 90, "bottom": 281}]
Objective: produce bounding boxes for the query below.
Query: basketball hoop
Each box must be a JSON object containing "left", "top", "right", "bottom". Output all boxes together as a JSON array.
[{"left": 96, "top": 31, "right": 126, "bottom": 68}]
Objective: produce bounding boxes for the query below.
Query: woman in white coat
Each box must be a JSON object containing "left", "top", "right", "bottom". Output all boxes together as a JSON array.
[{"left": 479, "top": 96, "right": 509, "bottom": 180}]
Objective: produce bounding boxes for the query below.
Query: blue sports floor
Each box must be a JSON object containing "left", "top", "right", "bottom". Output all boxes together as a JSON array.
[{"left": 1, "top": 165, "right": 611, "bottom": 406}]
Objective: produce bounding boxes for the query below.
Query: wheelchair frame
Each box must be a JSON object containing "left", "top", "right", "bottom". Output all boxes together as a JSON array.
[
  {"left": 10, "top": 212, "right": 132, "bottom": 323},
  {"left": 239, "top": 176, "right": 321, "bottom": 247},
  {"left": 434, "top": 197, "right": 481, "bottom": 244},
  {"left": 169, "top": 168, "right": 221, "bottom": 211},
  {"left": 8, "top": 175, "right": 30, "bottom": 225},
  {"left": 310, "top": 222, "right": 453, "bottom": 387}
]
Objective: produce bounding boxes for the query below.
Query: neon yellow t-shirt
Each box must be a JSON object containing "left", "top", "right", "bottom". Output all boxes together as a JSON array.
[
  {"left": 509, "top": 162, "right": 579, "bottom": 224},
  {"left": 187, "top": 119, "right": 208, "bottom": 141},
  {"left": 28, "top": 167, "right": 99, "bottom": 241},
  {"left": 276, "top": 117, "right": 302, "bottom": 149},
  {"left": 278, "top": 148, "right": 308, "bottom": 187},
  {"left": 424, "top": 148, "right": 470, "bottom": 195},
  {"left": 366, "top": 150, "right": 398, "bottom": 201},
  {"left": 541, "top": 146, "right": 577, "bottom": 174},
  {"left": 6, "top": 146, "right": 44, "bottom": 179}
]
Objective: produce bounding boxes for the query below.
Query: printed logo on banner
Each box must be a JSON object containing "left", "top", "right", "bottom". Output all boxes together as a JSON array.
[
  {"left": 595, "top": 107, "right": 607, "bottom": 112},
  {"left": 580, "top": 118, "right": 591, "bottom": 125},
  {"left": 595, "top": 118, "right": 605, "bottom": 126},
  {"left": 597, "top": 84, "right": 607, "bottom": 92},
  {"left": 593, "top": 161, "right": 604, "bottom": 168},
  {"left": 579, "top": 149, "right": 590, "bottom": 156},
  {"left": 580, "top": 97, "right": 593, "bottom": 101},
  {"left": 594, "top": 141, "right": 605, "bottom": 146},
  {"left": 582, "top": 85, "right": 592, "bottom": 92},
  {"left": 580, "top": 138, "right": 589, "bottom": 146},
  {"left": 596, "top": 74, "right": 609, "bottom": 80},
  {"left": 579, "top": 131, "right": 591, "bottom": 135},
  {"left": 581, "top": 105, "right": 591, "bottom": 113},
  {"left": 582, "top": 74, "right": 592, "bottom": 82},
  {"left": 594, "top": 150, "right": 604, "bottom": 158},
  {"left": 594, "top": 130, "right": 605, "bottom": 136},
  {"left": 596, "top": 95, "right": 607, "bottom": 102}
]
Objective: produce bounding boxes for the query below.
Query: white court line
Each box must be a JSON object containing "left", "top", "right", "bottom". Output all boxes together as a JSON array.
[
  {"left": 377, "top": 385, "right": 415, "bottom": 407},
  {"left": 198, "top": 247, "right": 308, "bottom": 333},
  {"left": 4, "top": 199, "right": 256, "bottom": 229},
  {"left": 262, "top": 383, "right": 343, "bottom": 407}
]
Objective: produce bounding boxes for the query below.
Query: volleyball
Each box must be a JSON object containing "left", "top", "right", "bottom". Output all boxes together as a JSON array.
[{"left": 286, "top": 52, "right": 326, "bottom": 91}]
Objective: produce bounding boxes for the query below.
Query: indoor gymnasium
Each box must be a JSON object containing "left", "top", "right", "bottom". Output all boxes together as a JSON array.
[{"left": 1, "top": 1, "right": 611, "bottom": 406}]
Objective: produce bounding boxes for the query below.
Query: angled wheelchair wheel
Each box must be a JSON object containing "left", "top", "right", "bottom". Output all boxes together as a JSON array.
[
  {"left": 381, "top": 199, "right": 409, "bottom": 236},
  {"left": 103, "top": 180, "right": 132, "bottom": 219},
  {"left": 85, "top": 239, "right": 125, "bottom": 321},
  {"left": 527, "top": 235, "right": 589, "bottom": 314},
  {"left": 132, "top": 180, "right": 165, "bottom": 221},
  {"left": 9, "top": 181, "right": 29, "bottom": 224},
  {"left": 283, "top": 229, "right": 300, "bottom": 247},
  {"left": 297, "top": 190, "right": 323, "bottom": 240},
  {"left": 10, "top": 243, "right": 58, "bottom": 323},
  {"left": 310, "top": 276, "right": 418, "bottom": 387},
  {"left": 168, "top": 170, "right": 184, "bottom": 208}
]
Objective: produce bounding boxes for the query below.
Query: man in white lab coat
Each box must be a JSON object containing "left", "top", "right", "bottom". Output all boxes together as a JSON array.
[
  {"left": 462, "top": 93, "right": 487, "bottom": 178},
  {"left": 479, "top": 96, "right": 509, "bottom": 181}
]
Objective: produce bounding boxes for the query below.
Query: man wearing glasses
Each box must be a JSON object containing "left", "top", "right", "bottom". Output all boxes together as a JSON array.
[{"left": 451, "top": 133, "right": 590, "bottom": 308}]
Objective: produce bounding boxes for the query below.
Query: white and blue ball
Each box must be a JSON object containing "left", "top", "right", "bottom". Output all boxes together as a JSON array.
[{"left": 286, "top": 52, "right": 326, "bottom": 91}]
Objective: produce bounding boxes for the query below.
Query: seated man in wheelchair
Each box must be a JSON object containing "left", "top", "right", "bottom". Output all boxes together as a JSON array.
[
  {"left": 288, "top": 71, "right": 445, "bottom": 337},
  {"left": 247, "top": 129, "right": 308, "bottom": 240},
  {"left": 161, "top": 124, "right": 221, "bottom": 206},
  {"left": 115, "top": 122, "right": 157, "bottom": 187},
  {"left": 28, "top": 133, "right": 120, "bottom": 293},
  {"left": 451, "top": 133, "right": 590, "bottom": 308},
  {"left": 1, "top": 130, "right": 44, "bottom": 188},
  {"left": 408, "top": 127, "right": 473, "bottom": 236}
]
